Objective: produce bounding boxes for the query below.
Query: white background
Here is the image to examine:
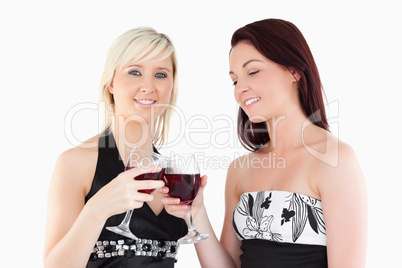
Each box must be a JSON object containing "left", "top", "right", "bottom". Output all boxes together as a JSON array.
[{"left": 1, "top": 0, "right": 401, "bottom": 267}]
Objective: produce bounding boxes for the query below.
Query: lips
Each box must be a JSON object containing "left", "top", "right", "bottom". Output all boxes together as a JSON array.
[
  {"left": 134, "top": 99, "right": 156, "bottom": 107},
  {"left": 244, "top": 97, "right": 261, "bottom": 107}
]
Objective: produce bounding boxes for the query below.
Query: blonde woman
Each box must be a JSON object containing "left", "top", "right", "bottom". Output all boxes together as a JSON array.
[{"left": 44, "top": 27, "right": 187, "bottom": 267}]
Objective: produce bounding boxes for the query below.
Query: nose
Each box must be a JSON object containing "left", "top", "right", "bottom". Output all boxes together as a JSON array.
[
  {"left": 139, "top": 76, "right": 156, "bottom": 94},
  {"left": 234, "top": 78, "right": 249, "bottom": 100}
]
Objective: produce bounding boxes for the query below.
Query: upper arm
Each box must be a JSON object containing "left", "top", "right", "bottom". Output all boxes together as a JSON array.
[
  {"left": 220, "top": 159, "right": 244, "bottom": 267},
  {"left": 319, "top": 143, "right": 367, "bottom": 267},
  {"left": 44, "top": 147, "right": 97, "bottom": 258}
]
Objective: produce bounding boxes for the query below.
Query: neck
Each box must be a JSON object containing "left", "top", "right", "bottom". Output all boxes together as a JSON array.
[
  {"left": 264, "top": 105, "right": 312, "bottom": 153},
  {"left": 109, "top": 116, "right": 154, "bottom": 162}
]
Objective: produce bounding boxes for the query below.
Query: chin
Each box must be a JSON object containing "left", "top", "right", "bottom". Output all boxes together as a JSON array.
[
  {"left": 247, "top": 114, "right": 268, "bottom": 124},
  {"left": 249, "top": 119, "right": 267, "bottom": 124}
]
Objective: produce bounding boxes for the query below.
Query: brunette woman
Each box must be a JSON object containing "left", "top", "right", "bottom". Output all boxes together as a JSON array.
[{"left": 163, "top": 19, "right": 367, "bottom": 268}]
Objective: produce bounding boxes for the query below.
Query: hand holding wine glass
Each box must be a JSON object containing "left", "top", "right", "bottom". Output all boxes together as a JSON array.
[
  {"left": 106, "top": 147, "right": 167, "bottom": 239},
  {"left": 163, "top": 153, "right": 209, "bottom": 244},
  {"left": 160, "top": 175, "right": 208, "bottom": 220}
]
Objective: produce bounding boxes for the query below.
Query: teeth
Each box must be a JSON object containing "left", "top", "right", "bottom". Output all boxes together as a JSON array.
[
  {"left": 245, "top": 97, "right": 260, "bottom": 106},
  {"left": 136, "top": 99, "right": 155, "bottom": 105}
]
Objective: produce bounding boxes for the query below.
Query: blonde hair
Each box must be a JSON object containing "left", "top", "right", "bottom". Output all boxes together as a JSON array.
[{"left": 99, "top": 27, "right": 178, "bottom": 147}]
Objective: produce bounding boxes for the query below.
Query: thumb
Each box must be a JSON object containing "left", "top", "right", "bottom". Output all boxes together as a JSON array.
[{"left": 197, "top": 175, "right": 208, "bottom": 196}]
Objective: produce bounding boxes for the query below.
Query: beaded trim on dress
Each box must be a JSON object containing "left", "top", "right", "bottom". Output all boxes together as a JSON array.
[{"left": 89, "top": 238, "right": 179, "bottom": 261}]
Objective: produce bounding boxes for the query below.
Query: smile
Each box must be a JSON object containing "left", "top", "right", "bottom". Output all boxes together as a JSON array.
[
  {"left": 134, "top": 99, "right": 156, "bottom": 107},
  {"left": 244, "top": 97, "right": 261, "bottom": 106}
]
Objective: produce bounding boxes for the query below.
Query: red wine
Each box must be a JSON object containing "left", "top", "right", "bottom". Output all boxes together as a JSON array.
[
  {"left": 163, "top": 173, "right": 201, "bottom": 204},
  {"left": 126, "top": 167, "right": 165, "bottom": 194}
]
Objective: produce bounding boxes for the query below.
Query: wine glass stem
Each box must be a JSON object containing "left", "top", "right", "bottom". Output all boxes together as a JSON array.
[
  {"left": 185, "top": 205, "right": 196, "bottom": 234},
  {"left": 122, "top": 209, "right": 134, "bottom": 226}
]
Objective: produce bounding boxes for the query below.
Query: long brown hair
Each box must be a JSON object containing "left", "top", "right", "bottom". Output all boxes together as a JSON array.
[{"left": 231, "top": 18, "right": 329, "bottom": 151}]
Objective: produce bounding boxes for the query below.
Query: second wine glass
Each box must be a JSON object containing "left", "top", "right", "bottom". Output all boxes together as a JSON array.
[
  {"left": 106, "top": 147, "right": 166, "bottom": 240},
  {"left": 163, "top": 153, "right": 209, "bottom": 244}
]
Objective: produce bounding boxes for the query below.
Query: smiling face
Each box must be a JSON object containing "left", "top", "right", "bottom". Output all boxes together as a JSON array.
[
  {"left": 229, "top": 42, "right": 299, "bottom": 123},
  {"left": 109, "top": 54, "right": 174, "bottom": 123}
]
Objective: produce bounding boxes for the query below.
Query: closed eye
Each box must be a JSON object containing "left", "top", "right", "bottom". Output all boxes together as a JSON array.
[{"left": 249, "top": 70, "right": 259, "bottom": 76}]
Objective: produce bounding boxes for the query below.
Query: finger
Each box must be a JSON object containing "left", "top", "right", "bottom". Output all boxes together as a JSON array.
[
  {"left": 133, "top": 192, "right": 155, "bottom": 202},
  {"left": 197, "top": 175, "right": 208, "bottom": 196},
  {"left": 165, "top": 204, "right": 188, "bottom": 212},
  {"left": 200, "top": 175, "right": 208, "bottom": 187},
  {"left": 126, "top": 165, "right": 162, "bottom": 177},
  {"left": 161, "top": 196, "right": 181, "bottom": 205},
  {"left": 156, "top": 186, "right": 169, "bottom": 194},
  {"left": 134, "top": 179, "right": 165, "bottom": 190}
]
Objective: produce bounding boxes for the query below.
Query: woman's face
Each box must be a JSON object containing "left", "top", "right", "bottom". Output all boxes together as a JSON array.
[
  {"left": 229, "top": 42, "right": 298, "bottom": 123},
  {"left": 110, "top": 54, "right": 174, "bottom": 123}
]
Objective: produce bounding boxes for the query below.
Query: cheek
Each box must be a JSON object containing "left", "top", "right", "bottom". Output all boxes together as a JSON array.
[
  {"left": 154, "top": 89, "right": 172, "bottom": 117},
  {"left": 160, "top": 82, "right": 174, "bottom": 102},
  {"left": 234, "top": 89, "right": 241, "bottom": 104},
  {"left": 159, "top": 88, "right": 171, "bottom": 103}
]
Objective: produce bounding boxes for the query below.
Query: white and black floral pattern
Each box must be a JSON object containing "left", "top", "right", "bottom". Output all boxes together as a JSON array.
[
  {"left": 233, "top": 191, "right": 327, "bottom": 246},
  {"left": 286, "top": 192, "right": 326, "bottom": 242},
  {"left": 236, "top": 192, "right": 283, "bottom": 242}
]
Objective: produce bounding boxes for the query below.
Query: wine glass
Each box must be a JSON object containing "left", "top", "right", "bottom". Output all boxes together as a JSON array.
[
  {"left": 163, "top": 153, "right": 209, "bottom": 244},
  {"left": 106, "top": 147, "right": 166, "bottom": 239}
]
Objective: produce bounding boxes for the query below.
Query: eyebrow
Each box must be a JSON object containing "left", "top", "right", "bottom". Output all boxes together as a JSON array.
[
  {"left": 125, "top": 64, "right": 172, "bottom": 73},
  {"left": 229, "top": 59, "right": 263, "bottom": 75}
]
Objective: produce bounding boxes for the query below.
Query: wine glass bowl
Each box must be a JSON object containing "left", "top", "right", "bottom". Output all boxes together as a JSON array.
[
  {"left": 163, "top": 153, "right": 209, "bottom": 244},
  {"left": 163, "top": 173, "right": 201, "bottom": 205},
  {"left": 106, "top": 147, "right": 166, "bottom": 240}
]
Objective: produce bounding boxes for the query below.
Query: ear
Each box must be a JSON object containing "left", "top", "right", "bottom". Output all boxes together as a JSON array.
[
  {"left": 293, "top": 71, "right": 301, "bottom": 82},
  {"left": 108, "top": 81, "right": 114, "bottom": 94},
  {"left": 289, "top": 68, "right": 301, "bottom": 82}
]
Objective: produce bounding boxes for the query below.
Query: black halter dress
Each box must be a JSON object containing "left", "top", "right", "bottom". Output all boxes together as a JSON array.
[{"left": 85, "top": 128, "right": 187, "bottom": 267}]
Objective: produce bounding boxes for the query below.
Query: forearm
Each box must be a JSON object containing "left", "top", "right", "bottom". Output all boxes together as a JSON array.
[
  {"left": 193, "top": 206, "right": 236, "bottom": 268},
  {"left": 44, "top": 205, "right": 106, "bottom": 268}
]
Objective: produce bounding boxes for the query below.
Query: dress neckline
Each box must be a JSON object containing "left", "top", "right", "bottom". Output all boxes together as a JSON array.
[
  {"left": 104, "top": 127, "right": 166, "bottom": 217},
  {"left": 240, "top": 190, "right": 321, "bottom": 202},
  {"left": 103, "top": 126, "right": 159, "bottom": 167}
]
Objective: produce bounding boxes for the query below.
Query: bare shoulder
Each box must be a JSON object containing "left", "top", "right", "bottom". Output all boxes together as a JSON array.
[
  {"left": 329, "top": 139, "right": 364, "bottom": 181},
  {"left": 44, "top": 135, "right": 101, "bottom": 258},
  {"left": 227, "top": 153, "right": 250, "bottom": 179},
  {"left": 311, "top": 136, "right": 367, "bottom": 266},
  {"left": 303, "top": 130, "right": 341, "bottom": 168},
  {"left": 300, "top": 126, "right": 365, "bottom": 197},
  {"left": 56, "top": 135, "right": 99, "bottom": 172},
  {"left": 226, "top": 153, "right": 251, "bottom": 198},
  {"left": 52, "top": 135, "right": 100, "bottom": 195},
  {"left": 312, "top": 134, "right": 365, "bottom": 196},
  {"left": 314, "top": 132, "right": 362, "bottom": 176}
]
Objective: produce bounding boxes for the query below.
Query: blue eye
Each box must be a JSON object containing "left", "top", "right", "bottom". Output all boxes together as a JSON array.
[
  {"left": 155, "top": 72, "right": 167, "bottom": 78},
  {"left": 129, "top": 70, "right": 141, "bottom": 76},
  {"left": 233, "top": 81, "right": 238, "bottom": 86}
]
